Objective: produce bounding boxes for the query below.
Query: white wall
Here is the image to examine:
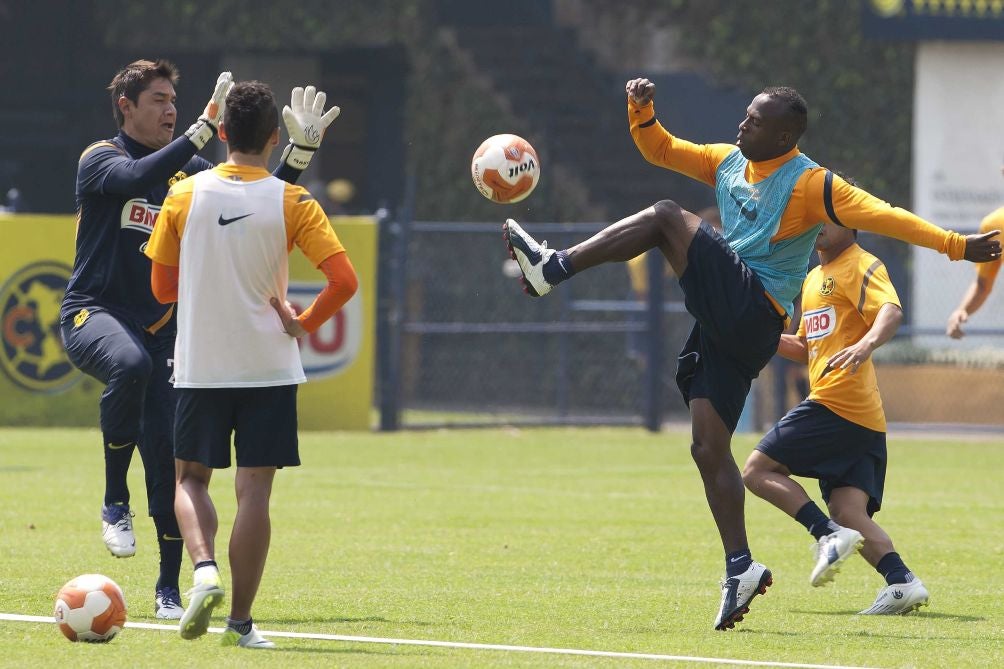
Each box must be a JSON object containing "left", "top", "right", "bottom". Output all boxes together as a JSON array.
[{"left": 911, "top": 41, "right": 1004, "bottom": 344}]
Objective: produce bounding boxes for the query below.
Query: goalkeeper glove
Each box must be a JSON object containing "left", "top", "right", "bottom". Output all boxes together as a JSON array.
[
  {"left": 184, "top": 71, "right": 234, "bottom": 150},
  {"left": 280, "top": 85, "right": 341, "bottom": 170}
]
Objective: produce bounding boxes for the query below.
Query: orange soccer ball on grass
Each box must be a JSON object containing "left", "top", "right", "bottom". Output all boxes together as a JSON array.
[
  {"left": 471, "top": 134, "right": 541, "bottom": 204},
  {"left": 53, "top": 574, "right": 127, "bottom": 642}
]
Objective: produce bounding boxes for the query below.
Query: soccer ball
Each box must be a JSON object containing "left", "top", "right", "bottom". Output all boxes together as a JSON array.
[
  {"left": 54, "top": 574, "right": 127, "bottom": 642},
  {"left": 471, "top": 134, "right": 540, "bottom": 204}
]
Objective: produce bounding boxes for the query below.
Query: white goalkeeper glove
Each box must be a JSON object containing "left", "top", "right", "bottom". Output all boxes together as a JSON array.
[
  {"left": 184, "top": 71, "right": 234, "bottom": 150},
  {"left": 279, "top": 85, "right": 341, "bottom": 170}
]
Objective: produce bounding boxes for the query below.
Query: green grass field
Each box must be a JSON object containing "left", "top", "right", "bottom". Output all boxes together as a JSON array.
[{"left": 1, "top": 426, "right": 1002, "bottom": 668}]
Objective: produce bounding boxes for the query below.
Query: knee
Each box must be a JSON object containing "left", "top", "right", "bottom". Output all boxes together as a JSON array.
[
  {"left": 740, "top": 461, "right": 759, "bottom": 490},
  {"left": 651, "top": 199, "right": 685, "bottom": 228},
  {"left": 112, "top": 349, "right": 153, "bottom": 386},
  {"left": 828, "top": 505, "right": 856, "bottom": 527},
  {"left": 691, "top": 439, "right": 726, "bottom": 470}
]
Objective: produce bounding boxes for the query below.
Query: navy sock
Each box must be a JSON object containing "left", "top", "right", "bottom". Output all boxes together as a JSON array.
[
  {"left": 876, "top": 552, "right": 912, "bottom": 585},
  {"left": 102, "top": 441, "right": 135, "bottom": 507},
  {"left": 541, "top": 250, "right": 575, "bottom": 285},
  {"left": 725, "top": 549, "right": 752, "bottom": 577},
  {"left": 195, "top": 559, "right": 218, "bottom": 571},
  {"left": 227, "top": 617, "right": 253, "bottom": 635},
  {"left": 794, "top": 501, "right": 840, "bottom": 540},
  {"left": 153, "top": 514, "right": 184, "bottom": 592}
]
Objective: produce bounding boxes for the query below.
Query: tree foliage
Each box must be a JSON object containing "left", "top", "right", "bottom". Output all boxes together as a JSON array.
[
  {"left": 583, "top": 0, "right": 916, "bottom": 207},
  {"left": 94, "top": 0, "right": 916, "bottom": 214}
]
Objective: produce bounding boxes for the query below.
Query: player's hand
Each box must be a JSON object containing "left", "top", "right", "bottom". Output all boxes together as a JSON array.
[
  {"left": 826, "top": 341, "right": 874, "bottom": 375},
  {"left": 946, "top": 308, "right": 968, "bottom": 339},
  {"left": 626, "top": 78, "right": 655, "bottom": 106},
  {"left": 963, "top": 229, "right": 1002, "bottom": 262},
  {"left": 279, "top": 85, "right": 341, "bottom": 170},
  {"left": 270, "top": 297, "right": 307, "bottom": 338},
  {"left": 184, "top": 72, "right": 234, "bottom": 150}
]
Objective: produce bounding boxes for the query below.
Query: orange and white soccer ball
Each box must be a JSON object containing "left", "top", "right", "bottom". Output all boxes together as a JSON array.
[
  {"left": 54, "top": 574, "right": 127, "bottom": 642},
  {"left": 471, "top": 134, "right": 540, "bottom": 204}
]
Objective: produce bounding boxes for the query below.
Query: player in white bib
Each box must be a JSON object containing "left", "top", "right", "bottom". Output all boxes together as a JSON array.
[{"left": 146, "top": 80, "right": 355, "bottom": 648}]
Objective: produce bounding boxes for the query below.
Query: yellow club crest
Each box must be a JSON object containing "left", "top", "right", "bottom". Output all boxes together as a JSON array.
[
  {"left": 819, "top": 277, "right": 835, "bottom": 296},
  {"left": 74, "top": 308, "right": 90, "bottom": 328}
]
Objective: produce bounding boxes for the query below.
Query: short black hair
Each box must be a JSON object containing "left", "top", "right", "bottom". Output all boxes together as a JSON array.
[
  {"left": 108, "top": 59, "right": 179, "bottom": 127},
  {"left": 762, "top": 86, "right": 808, "bottom": 141},
  {"left": 223, "top": 81, "right": 278, "bottom": 153}
]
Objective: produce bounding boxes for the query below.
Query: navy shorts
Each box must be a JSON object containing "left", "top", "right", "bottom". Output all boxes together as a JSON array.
[
  {"left": 675, "top": 222, "right": 785, "bottom": 433},
  {"left": 174, "top": 385, "right": 300, "bottom": 469},
  {"left": 756, "top": 400, "right": 887, "bottom": 515}
]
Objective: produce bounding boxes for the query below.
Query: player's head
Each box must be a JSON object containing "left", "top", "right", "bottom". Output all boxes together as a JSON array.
[
  {"left": 108, "top": 59, "right": 180, "bottom": 149},
  {"left": 737, "top": 86, "right": 807, "bottom": 162},
  {"left": 220, "top": 81, "right": 280, "bottom": 155}
]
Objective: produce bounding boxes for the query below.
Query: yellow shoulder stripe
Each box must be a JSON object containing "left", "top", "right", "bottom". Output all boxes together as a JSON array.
[{"left": 79, "top": 141, "right": 121, "bottom": 162}]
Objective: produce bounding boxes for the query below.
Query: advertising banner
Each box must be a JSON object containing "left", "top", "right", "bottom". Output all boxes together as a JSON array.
[{"left": 0, "top": 214, "right": 376, "bottom": 430}]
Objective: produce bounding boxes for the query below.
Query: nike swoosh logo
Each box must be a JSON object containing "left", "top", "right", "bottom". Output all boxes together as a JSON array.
[
  {"left": 218, "top": 213, "right": 253, "bottom": 226},
  {"left": 729, "top": 556, "right": 746, "bottom": 563},
  {"left": 106, "top": 442, "right": 133, "bottom": 450},
  {"left": 728, "top": 191, "right": 758, "bottom": 222},
  {"left": 162, "top": 534, "right": 184, "bottom": 542}
]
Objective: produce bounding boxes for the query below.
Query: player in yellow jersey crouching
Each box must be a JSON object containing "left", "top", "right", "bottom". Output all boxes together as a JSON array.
[{"left": 742, "top": 217, "right": 929, "bottom": 615}]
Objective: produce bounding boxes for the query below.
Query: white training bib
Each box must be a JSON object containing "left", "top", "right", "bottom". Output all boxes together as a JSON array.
[{"left": 173, "top": 170, "right": 305, "bottom": 387}]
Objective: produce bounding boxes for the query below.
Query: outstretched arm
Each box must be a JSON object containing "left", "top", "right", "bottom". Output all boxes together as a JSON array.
[
  {"left": 806, "top": 171, "right": 1001, "bottom": 262},
  {"left": 80, "top": 139, "right": 200, "bottom": 196},
  {"left": 626, "top": 77, "right": 734, "bottom": 186},
  {"left": 81, "top": 72, "right": 233, "bottom": 196}
]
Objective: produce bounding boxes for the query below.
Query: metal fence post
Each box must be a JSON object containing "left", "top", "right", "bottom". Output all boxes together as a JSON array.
[
  {"left": 378, "top": 174, "right": 415, "bottom": 431},
  {"left": 644, "top": 250, "right": 664, "bottom": 432}
]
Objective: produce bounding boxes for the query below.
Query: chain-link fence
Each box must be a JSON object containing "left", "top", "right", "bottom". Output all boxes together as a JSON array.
[
  {"left": 377, "top": 219, "right": 1004, "bottom": 433},
  {"left": 377, "top": 220, "right": 702, "bottom": 430}
]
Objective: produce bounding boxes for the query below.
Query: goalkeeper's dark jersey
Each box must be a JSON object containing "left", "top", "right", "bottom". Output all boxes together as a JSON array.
[{"left": 62, "top": 131, "right": 211, "bottom": 334}]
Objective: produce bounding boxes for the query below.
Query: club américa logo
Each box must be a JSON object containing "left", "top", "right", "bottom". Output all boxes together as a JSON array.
[{"left": 0, "top": 261, "right": 81, "bottom": 393}]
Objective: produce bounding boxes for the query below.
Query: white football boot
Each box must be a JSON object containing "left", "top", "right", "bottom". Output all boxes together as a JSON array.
[
  {"left": 179, "top": 565, "right": 225, "bottom": 640},
  {"left": 221, "top": 624, "right": 276, "bottom": 649},
  {"left": 810, "top": 527, "right": 864, "bottom": 587},
  {"left": 155, "top": 586, "right": 184, "bottom": 620},
  {"left": 101, "top": 504, "right": 136, "bottom": 558},
  {"left": 714, "top": 561, "right": 773, "bottom": 630},
  {"left": 502, "top": 219, "right": 555, "bottom": 297},
  {"left": 858, "top": 578, "right": 930, "bottom": 615}
]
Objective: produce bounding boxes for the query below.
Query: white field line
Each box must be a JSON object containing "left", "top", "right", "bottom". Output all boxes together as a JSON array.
[{"left": 0, "top": 612, "right": 880, "bottom": 669}]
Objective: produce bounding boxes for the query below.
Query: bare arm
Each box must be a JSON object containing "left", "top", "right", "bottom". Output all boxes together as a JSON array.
[
  {"left": 946, "top": 278, "right": 993, "bottom": 339},
  {"left": 827, "top": 303, "right": 903, "bottom": 374},
  {"left": 777, "top": 333, "right": 809, "bottom": 363}
]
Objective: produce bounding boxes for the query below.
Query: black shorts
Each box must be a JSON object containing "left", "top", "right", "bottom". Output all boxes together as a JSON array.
[
  {"left": 675, "top": 222, "right": 785, "bottom": 433},
  {"left": 756, "top": 400, "right": 887, "bottom": 515},
  {"left": 174, "top": 385, "right": 300, "bottom": 469}
]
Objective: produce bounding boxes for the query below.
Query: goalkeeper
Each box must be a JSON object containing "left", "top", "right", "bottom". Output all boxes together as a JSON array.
[{"left": 59, "top": 58, "right": 338, "bottom": 619}]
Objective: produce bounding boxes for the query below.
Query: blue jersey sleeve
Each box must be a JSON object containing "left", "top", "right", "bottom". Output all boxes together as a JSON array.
[{"left": 78, "top": 136, "right": 199, "bottom": 197}]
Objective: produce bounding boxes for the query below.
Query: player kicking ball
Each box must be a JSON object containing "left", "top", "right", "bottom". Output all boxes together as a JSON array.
[{"left": 742, "top": 218, "right": 929, "bottom": 615}]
